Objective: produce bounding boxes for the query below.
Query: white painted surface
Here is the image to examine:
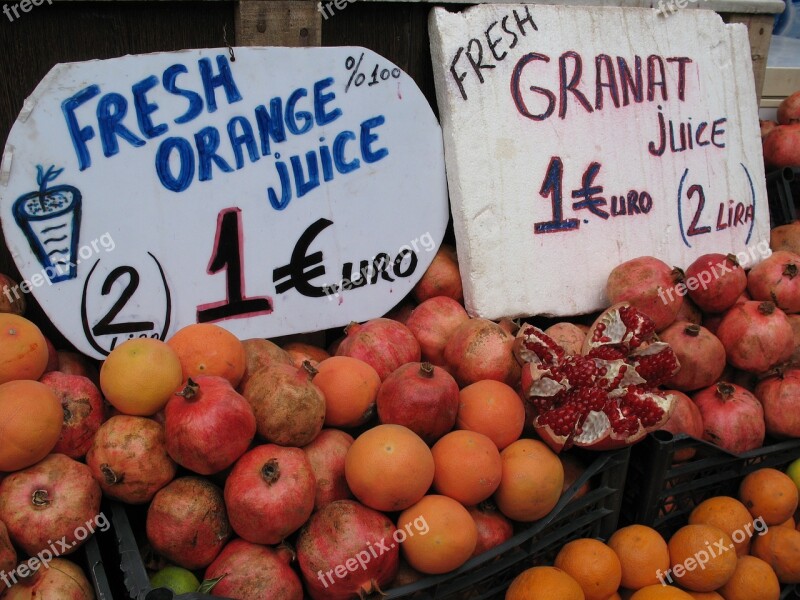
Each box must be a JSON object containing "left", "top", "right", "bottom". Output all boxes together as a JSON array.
[
  {"left": 0, "top": 47, "right": 448, "bottom": 358},
  {"left": 430, "top": 4, "right": 770, "bottom": 320}
]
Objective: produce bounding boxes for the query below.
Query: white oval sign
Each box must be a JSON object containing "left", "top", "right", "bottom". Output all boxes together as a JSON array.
[{"left": 0, "top": 47, "right": 449, "bottom": 357}]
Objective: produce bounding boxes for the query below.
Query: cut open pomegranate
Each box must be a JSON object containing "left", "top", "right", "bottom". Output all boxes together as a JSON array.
[{"left": 516, "top": 304, "right": 678, "bottom": 452}]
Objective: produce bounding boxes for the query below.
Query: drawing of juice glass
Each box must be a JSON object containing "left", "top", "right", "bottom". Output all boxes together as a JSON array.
[{"left": 12, "top": 165, "right": 82, "bottom": 283}]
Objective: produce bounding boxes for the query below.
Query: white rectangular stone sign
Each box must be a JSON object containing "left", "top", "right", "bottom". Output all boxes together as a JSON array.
[
  {"left": 430, "top": 5, "right": 769, "bottom": 319},
  {"left": 0, "top": 47, "right": 448, "bottom": 358}
]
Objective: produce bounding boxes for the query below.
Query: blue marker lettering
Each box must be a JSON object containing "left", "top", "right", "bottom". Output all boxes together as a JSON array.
[
  {"left": 132, "top": 75, "right": 168, "bottom": 139},
  {"left": 333, "top": 130, "right": 359, "bottom": 174},
  {"left": 163, "top": 64, "right": 203, "bottom": 124},
  {"left": 286, "top": 88, "right": 312, "bottom": 136},
  {"left": 227, "top": 116, "right": 259, "bottom": 169},
  {"left": 255, "top": 98, "right": 286, "bottom": 156},
  {"left": 62, "top": 84, "right": 101, "bottom": 171},
  {"left": 360, "top": 115, "right": 388, "bottom": 163},
  {"left": 291, "top": 151, "right": 320, "bottom": 198},
  {"left": 195, "top": 126, "right": 233, "bottom": 182},
  {"left": 198, "top": 55, "right": 242, "bottom": 113},
  {"left": 97, "top": 93, "right": 145, "bottom": 158},
  {"left": 156, "top": 137, "right": 194, "bottom": 192},
  {"left": 313, "top": 78, "right": 342, "bottom": 126}
]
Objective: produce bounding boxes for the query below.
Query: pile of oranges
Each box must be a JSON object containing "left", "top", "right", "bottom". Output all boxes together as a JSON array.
[{"left": 506, "top": 467, "right": 800, "bottom": 600}]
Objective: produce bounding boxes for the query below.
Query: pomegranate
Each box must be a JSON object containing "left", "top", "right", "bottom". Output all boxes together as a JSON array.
[
  {"left": 55, "top": 351, "right": 100, "bottom": 386},
  {"left": 684, "top": 253, "right": 748, "bottom": 314},
  {"left": 0, "top": 454, "right": 101, "bottom": 556},
  {"left": 377, "top": 362, "right": 459, "bottom": 444},
  {"left": 763, "top": 124, "right": 800, "bottom": 169},
  {"left": 468, "top": 503, "right": 513, "bottom": 557},
  {"left": 787, "top": 314, "right": 800, "bottom": 366},
  {"left": 42, "top": 337, "right": 58, "bottom": 373},
  {"left": 755, "top": 369, "right": 800, "bottom": 438},
  {"left": 517, "top": 304, "right": 678, "bottom": 452},
  {"left": 40, "top": 372, "right": 105, "bottom": 459},
  {"left": 336, "top": 318, "right": 421, "bottom": 380},
  {"left": 297, "top": 499, "right": 400, "bottom": 600},
  {"left": 658, "top": 390, "right": 704, "bottom": 461},
  {"left": 0, "top": 273, "right": 25, "bottom": 315},
  {"left": 778, "top": 91, "right": 800, "bottom": 125},
  {"left": 761, "top": 119, "right": 779, "bottom": 138},
  {"left": 675, "top": 297, "right": 702, "bottom": 325},
  {"left": 444, "top": 318, "right": 520, "bottom": 387},
  {"left": 716, "top": 301, "right": 794, "bottom": 373},
  {"left": 85, "top": 415, "right": 176, "bottom": 504},
  {"left": 543, "top": 322, "right": 586, "bottom": 355},
  {"left": 747, "top": 250, "right": 800, "bottom": 314},
  {"left": 0, "top": 520, "right": 16, "bottom": 574},
  {"left": 692, "top": 382, "right": 765, "bottom": 453},
  {"left": 165, "top": 376, "right": 255, "bottom": 474},
  {"left": 239, "top": 338, "right": 293, "bottom": 390},
  {"left": 405, "top": 297, "right": 469, "bottom": 366},
  {"left": 303, "top": 428, "right": 354, "bottom": 510},
  {"left": 146, "top": 476, "right": 230, "bottom": 569},
  {"left": 659, "top": 322, "right": 726, "bottom": 391},
  {"left": 204, "top": 539, "right": 303, "bottom": 600},
  {"left": 497, "top": 318, "right": 520, "bottom": 335},
  {"left": 605, "top": 256, "right": 684, "bottom": 331},
  {"left": 412, "top": 244, "right": 463, "bottom": 303},
  {"left": 384, "top": 301, "right": 416, "bottom": 325},
  {"left": 224, "top": 444, "right": 315, "bottom": 545},
  {"left": 242, "top": 362, "right": 325, "bottom": 446},
  {"left": 771, "top": 221, "right": 800, "bottom": 256},
  {"left": 1, "top": 558, "right": 94, "bottom": 599}
]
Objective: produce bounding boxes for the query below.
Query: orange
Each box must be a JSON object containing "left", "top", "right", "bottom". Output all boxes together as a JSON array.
[
  {"left": 738, "top": 468, "right": 799, "bottom": 526},
  {"left": 607, "top": 594, "right": 622, "bottom": 600},
  {"left": 100, "top": 338, "right": 183, "bottom": 416},
  {"left": 166, "top": 323, "right": 246, "bottom": 387},
  {"left": 688, "top": 496, "right": 754, "bottom": 556},
  {"left": 629, "top": 585, "right": 694, "bottom": 600},
  {"left": 0, "top": 380, "right": 62, "bottom": 471},
  {"left": 494, "top": 439, "right": 563, "bottom": 522},
  {"left": 505, "top": 566, "right": 585, "bottom": 600},
  {"left": 0, "top": 314, "right": 49, "bottom": 384},
  {"left": 313, "top": 356, "right": 380, "bottom": 428},
  {"left": 398, "top": 495, "right": 477, "bottom": 574},
  {"left": 779, "top": 516, "right": 796, "bottom": 529},
  {"left": 667, "top": 524, "right": 738, "bottom": 592},
  {"left": 431, "top": 430, "right": 502, "bottom": 505},
  {"left": 553, "top": 538, "right": 622, "bottom": 600},
  {"left": 685, "top": 593, "right": 724, "bottom": 600},
  {"left": 283, "top": 341, "right": 330, "bottom": 367},
  {"left": 607, "top": 525, "right": 670, "bottom": 590},
  {"left": 750, "top": 525, "right": 800, "bottom": 583},
  {"left": 345, "top": 424, "right": 434, "bottom": 512},
  {"left": 239, "top": 338, "right": 293, "bottom": 390},
  {"left": 716, "top": 555, "right": 780, "bottom": 600},
  {"left": 457, "top": 380, "right": 525, "bottom": 450}
]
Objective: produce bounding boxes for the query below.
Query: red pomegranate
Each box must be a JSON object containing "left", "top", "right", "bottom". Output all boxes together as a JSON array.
[
  {"left": 771, "top": 221, "right": 800, "bottom": 256},
  {"left": 468, "top": 503, "right": 513, "bottom": 557},
  {"left": 754, "top": 369, "right": 800, "bottom": 438},
  {"left": 412, "top": 244, "right": 463, "bottom": 303},
  {"left": 675, "top": 298, "right": 702, "bottom": 325},
  {"left": 778, "top": 91, "right": 800, "bottom": 125},
  {"left": 297, "top": 499, "right": 400, "bottom": 600},
  {"left": 518, "top": 304, "right": 678, "bottom": 452},
  {"left": 204, "top": 539, "right": 303, "bottom": 600},
  {"left": 242, "top": 362, "right": 325, "bottom": 447},
  {"left": 560, "top": 453, "right": 591, "bottom": 501},
  {"left": 336, "top": 318, "right": 421, "bottom": 381},
  {"left": 146, "top": 476, "right": 230, "bottom": 569},
  {"left": 303, "top": 428, "right": 354, "bottom": 510},
  {"left": 224, "top": 444, "right": 315, "bottom": 545},
  {"left": 763, "top": 124, "right": 800, "bottom": 169},
  {"left": 0, "top": 519, "right": 16, "bottom": 574},
  {"left": 85, "top": 415, "right": 176, "bottom": 504},
  {"left": 684, "top": 253, "right": 748, "bottom": 314},
  {"left": 761, "top": 119, "right": 779, "bottom": 138},
  {"left": 1, "top": 558, "right": 94, "bottom": 599},
  {"left": 444, "top": 318, "right": 520, "bottom": 387},
  {"left": 165, "top": 376, "right": 256, "bottom": 474},
  {"left": 658, "top": 390, "right": 704, "bottom": 461},
  {"left": 716, "top": 301, "right": 794, "bottom": 373},
  {"left": 239, "top": 338, "right": 294, "bottom": 390},
  {"left": 377, "top": 362, "right": 459, "bottom": 444},
  {"left": 0, "top": 454, "right": 101, "bottom": 556},
  {"left": 40, "top": 372, "right": 105, "bottom": 459},
  {"left": 605, "top": 256, "right": 684, "bottom": 331},
  {"left": 659, "top": 322, "right": 726, "bottom": 392},
  {"left": 543, "top": 322, "right": 586, "bottom": 355},
  {"left": 56, "top": 351, "right": 100, "bottom": 386},
  {"left": 384, "top": 301, "right": 416, "bottom": 326},
  {"left": 405, "top": 297, "right": 469, "bottom": 366},
  {"left": 692, "top": 382, "right": 765, "bottom": 453},
  {"left": 747, "top": 250, "right": 800, "bottom": 314}
]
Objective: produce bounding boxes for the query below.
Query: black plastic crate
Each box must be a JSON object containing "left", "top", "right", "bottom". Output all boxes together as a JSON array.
[
  {"left": 108, "top": 448, "right": 629, "bottom": 600},
  {"left": 622, "top": 431, "right": 800, "bottom": 600},
  {"left": 767, "top": 167, "right": 799, "bottom": 227}
]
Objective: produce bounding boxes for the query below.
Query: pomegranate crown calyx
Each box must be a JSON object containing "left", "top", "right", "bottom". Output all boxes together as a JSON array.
[
  {"left": 758, "top": 301, "right": 777, "bottom": 316},
  {"left": 261, "top": 458, "right": 281, "bottom": 485},
  {"left": 176, "top": 378, "right": 200, "bottom": 400},
  {"left": 301, "top": 360, "right": 319, "bottom": 379},
  {"left": 715, "top": 381, "right": 736, "bottom": 400},
  {"left": 419, "top": 362, "right": 435, "bottom": 378}
]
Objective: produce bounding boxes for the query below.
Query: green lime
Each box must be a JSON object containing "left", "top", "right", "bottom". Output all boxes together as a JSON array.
[
  {"left": 787, "top": 458, "right": 800, "bottom": 493},
  {"left": 150, "top": 566, "right": 200, "bottom": 594}
]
